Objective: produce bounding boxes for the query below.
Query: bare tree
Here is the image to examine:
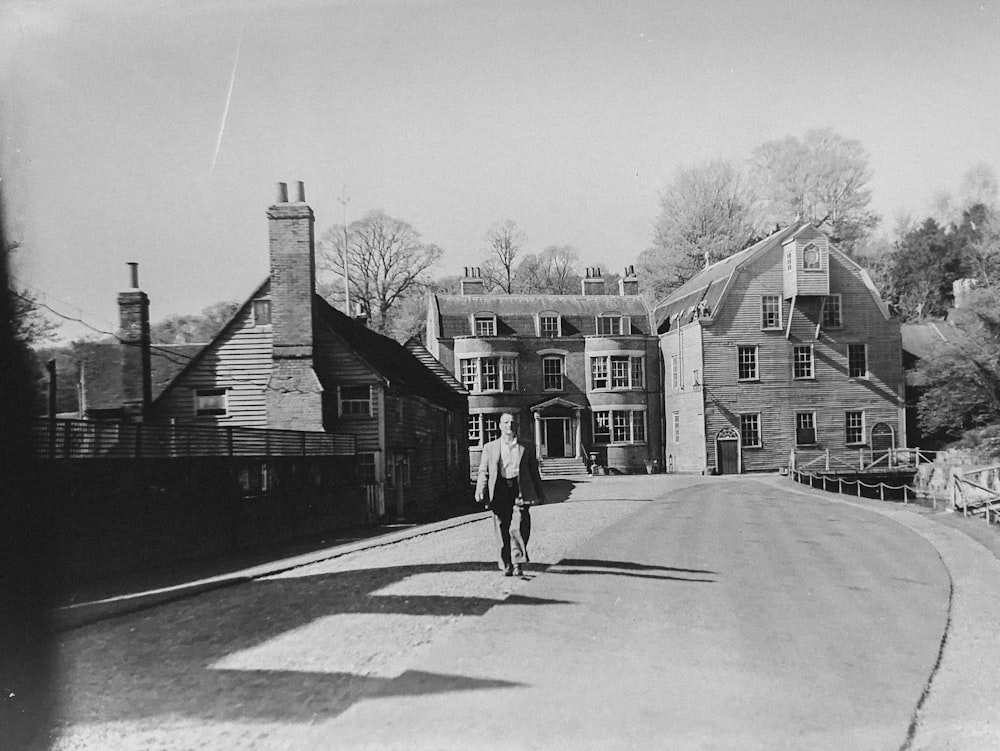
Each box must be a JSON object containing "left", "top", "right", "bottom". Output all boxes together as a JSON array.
[
  {"left": 319, "top": 210, "right": 442, "bottom": 334},
  {"left": 517, "top": 245, "right": 581, "bottom": 294},
  {"left": 482, "top": 219, "right": 525, "bottom": 294}
]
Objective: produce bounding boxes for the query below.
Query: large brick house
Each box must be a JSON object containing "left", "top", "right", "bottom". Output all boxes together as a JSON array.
[
  {"left": 425, "top": 267, "right": 662, "bottom": 474},
  {"left": 655, "top": 223, "right": 906, "bottom": 474},
  {"left": 80, "top": 182, "right": 469, "bottom": 520}
]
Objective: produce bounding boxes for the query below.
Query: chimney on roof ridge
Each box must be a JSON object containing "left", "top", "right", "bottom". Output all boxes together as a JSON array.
[
  {"left": 582, "top": 266, "right": 605, "bottom": 295},
  {"left": 118, "top": 262, "right": 151, "bottom": 419},
  {"left": 460, "top": 266, "right": 485, "bottom": 295},
  {"left": 619, "top": 264, "right": 639, "bottom": 296}
]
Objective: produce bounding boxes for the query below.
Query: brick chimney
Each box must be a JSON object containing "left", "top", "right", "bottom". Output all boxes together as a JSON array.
[
  {"left": 118, "top": 262, "right": 152, "bottom": 419},
  {"left": 619, "top": 265, "right": 638, "bottom": 296},
  {"left": 266, "top": 181, "right": 324, "bottom": 431},
  {"left": 581, "top": 267, "right": 605, "bottom": 295},
  {"left": 460, "top": 266, "right": 485, "bottom": 295}
]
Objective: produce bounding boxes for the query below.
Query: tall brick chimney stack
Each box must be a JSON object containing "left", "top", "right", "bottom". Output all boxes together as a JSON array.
[
  {"left": 266, "top": 181, "right": 324, "bottom": 431},
  {"left": 619, "top": 265, "right": 639, "bottom": 296},
  {"left": 118, "top": 262, "right": 152, "bottom": 419},
  {"left": 581, "top": 267, "right": 605, "bottom": 295},
  {"left": 460, "top": 267, "right": 485, "bottom": 295}
]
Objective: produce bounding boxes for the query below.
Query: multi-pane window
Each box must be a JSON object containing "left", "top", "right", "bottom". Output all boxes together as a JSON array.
[
  {"left": 542, "top": 356, "right": 564, "bottom": 391},
  {"left": 596, "top": 315, "right": 625, "bottom": 336},
  {"left": 785, "top": 248, "right": 793, "bottom": 271},
  {"left": 357, "top": 453, "right": 377, "bottom": 484},
  {"left": 473, "top": 313, "right": 496, "bottom": 337},
  {"left": 848, "top": 343, "right": 868, "bottom": 378},
  {"left": 459, "top": 357, "right": 517, "bottom": 393},
  {"left": 339, "top": 385, "right": 372, "bottom": 416},
  {"left": 823, "top": 294, "right": 842, "bottom": 328},
  {"left": 802, "top": 243, "right": 821, "bottom": 270},
  {"left": 195, "top": 387, "right": 227, "bottom": 416},
  {"left": 738, "top": 346, "right": 758, "bottom": 381},
  {"left": 670, "top": 354, "right": 680, "bottom": 390},
  {"left": 672, "top": 412, "right": 681, "bottom": 443},
  {"left": 593, "top": 410, "right": 646, "bottom": 445},
  {"left": 468, "top": 414, "right": 503, "bottom": 446},
  {"left": 845, "top": 411, "right": 865, "bottom": 445},
  {"left": 252, "top": 298, "right": 271, "bottom": 326},
  {"left": 590, "top": 355, "right": 644, "bottom": 390},
  {"left": 796, "top": 412, "right": 817, "bottom": 445},
  {"left": 793, "top": 345, "right": 814, "bottom": 379},
  {"left": 539, "top": 313, "right": 561, "bottom": 337},
  {"left": 761, "top": 295, "right": 782, "bottom": 330},
  {"left": 740, "top": 413, "right": 761, "bottom": 448}
]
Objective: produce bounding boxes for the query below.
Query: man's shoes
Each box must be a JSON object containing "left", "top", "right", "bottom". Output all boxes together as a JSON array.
[
  {"left": 503, "top": 566, "right": 514, "bottom": 577},
  {"left": 512, "top": 564, "right": 523, "bottom": 577}
]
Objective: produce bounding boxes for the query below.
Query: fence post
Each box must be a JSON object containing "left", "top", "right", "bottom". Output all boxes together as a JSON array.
[
  {"left": 857, "top": 479, "right": 861, "bottom": 497},
  {"left": 859, "top": 449, "right": 863, "bottom": 470},
  {"left": 825, "top": 449, "right": 830, "bottom": 471},
  {"left": 903, "top": 484, "right": 908, "bottom": 504},
  {"left": 880, "top": 483, "right": 885, "bottom": 502},
  {"left": 838, "top": 477, "right": 842, "bottom": 494},
  {"left": 63, "top": 420, "right": 71, "bottom": 459}
]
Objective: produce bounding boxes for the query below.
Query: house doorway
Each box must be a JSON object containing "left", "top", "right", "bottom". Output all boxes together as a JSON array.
[
  {"left": 870, "top": 423, "right": 895, "bottom": 465},
  {"left": 542, "top": 417, "right": 571, "bottom": 458},
  {"left": 715, "top": 427, "right": 740, "bottom": 474}
]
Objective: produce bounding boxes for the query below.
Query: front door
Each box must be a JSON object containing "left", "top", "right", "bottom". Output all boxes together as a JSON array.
[
  {"left": 544, "top": 418, "right": 567, "bottom": 458},
  {"left": 716, "top": 427, "right": 741, "bottom": 474}
]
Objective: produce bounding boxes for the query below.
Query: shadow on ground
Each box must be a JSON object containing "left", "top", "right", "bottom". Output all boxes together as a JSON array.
[
  {"left": 550, "top": 557, "right": 718, "bottom": 583},
  {"left": 54, "top": 562, "right": 570, "bottom": 731}
]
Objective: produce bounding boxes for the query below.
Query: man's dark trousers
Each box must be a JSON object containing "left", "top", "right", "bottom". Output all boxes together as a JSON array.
[{"left": 491, "top": 477, "right": 531, "bottom": 570}]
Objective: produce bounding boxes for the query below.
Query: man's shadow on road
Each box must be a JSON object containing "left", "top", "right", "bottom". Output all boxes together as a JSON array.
[
  {"left": 56, "top": 562, "right": 569, "bottom": 728},
  {"left": 548, "top": 558, "right": 717, "bottom": 583}
]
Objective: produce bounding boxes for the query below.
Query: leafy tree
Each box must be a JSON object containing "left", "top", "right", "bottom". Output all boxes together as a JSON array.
[
  {"left": 639, "top": 158, "right": 758, "bottom": 301},
  {"left": 887, "top": 217, "right": 966, "bottom": 320},
  {"left": 482, "top": 219, "right": 525, "bottom": 294},
  {"left": 750, "top": 128, "right": 879, "bottom": 253},
  {"left": 319, "top": 210, "right": 442, "bottom": 335},
  {"left": 150, "top": 300, "right": 239, "bottom": 344}
]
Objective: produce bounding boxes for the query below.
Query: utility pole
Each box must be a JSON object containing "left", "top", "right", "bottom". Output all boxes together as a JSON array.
[{"left": 337, "top": 187, "right": 351, "bottom": 315}]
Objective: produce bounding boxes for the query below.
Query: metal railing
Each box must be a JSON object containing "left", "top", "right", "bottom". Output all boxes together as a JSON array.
[{"left": 33, "top": 418, "right": 355, "bottom": 459}]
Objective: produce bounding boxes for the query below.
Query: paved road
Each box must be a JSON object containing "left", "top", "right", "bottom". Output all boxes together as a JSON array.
[{"left": 46, "top": 475, "right": 1000, "bottom": 750}]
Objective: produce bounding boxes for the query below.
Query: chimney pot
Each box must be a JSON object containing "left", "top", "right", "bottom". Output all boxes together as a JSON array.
[
  {"left": 127, "top": 262, "right": 139, "bottom": 289},
  {"left": 295, "top": 181, "right": 306, "bottom": 202},
  {"left": 276, "top": 182, "right": 288, "bottom": 203}
]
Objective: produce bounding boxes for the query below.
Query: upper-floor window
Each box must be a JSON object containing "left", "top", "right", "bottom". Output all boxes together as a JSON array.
[
  {"left": 785, "top": 247, "right": 794, "bottom": 271},
  {"left": 590, "top": 355, "right": 644, "bottom": 390},
  {"left": 672, "top": 411, "right": 681, "bottom": 443},
  {"left": 793, "top": 345, "right": 814, "bottom": 379},
  {"left": 740, "top": 413, "right": 762, "bottom": 448},
  {"left": 339, "top": 384, "right": 373, "bottom": 416},
  {"left": 542, "top": 356, "right": 564, "bottom": 391},
  {"left": 738, "top": 345, "right": 759, "bottom": 381},
  {"left": 195, "top": 387, "right": 228, "bottom": 417},
  {"left": 596, "top": 314, "right": 628, "bottom": 336},
  {"left": 670, "top": 354, "right": 680, "bottom": 390},
  {"left": 802, "top": 242, "right": 822, "bottom": 271},
  {"left": 252, "top": 298, "right": 271, "bottom": 326},
  {"left": 761, "top": 295, "right": 782, "bottom": 330},
  {"left": 473, "top": 312, "right": 497, "bottom": 337},
  {"left": 845, "top": 411, "right": 865, "bottom": 445},
  {"left": 459, "top": 356, "right": 517, "bottom": 393},
  {"left": 848, "top": 343, "right": 868, "bottom": 378},
  {"left": 539, "top": 312, "right": 561, "bottom": 337},
  {"left": 823, "top": 294, "right": 842, "bottom": 328},
  {"left": 796, "top": 412, "right": 817, "bottom": 445}
]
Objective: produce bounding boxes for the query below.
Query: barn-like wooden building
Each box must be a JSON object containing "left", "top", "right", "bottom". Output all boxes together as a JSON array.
[{"left": 655, "top": 223, "right": 906, "bottom": 474}]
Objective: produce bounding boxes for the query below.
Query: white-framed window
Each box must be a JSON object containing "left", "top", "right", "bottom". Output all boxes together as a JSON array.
[
  {"left": 539, "top": 312, "right": 561, "bottom": 337},
  {"left": 542, "top": 356, "right": 564, "bottom": 391},
  {"left": 848, "top": 343, "right": 868, "bottom": 379},
  {"left": 670, "top": 354, "right": 680, "bottom": 390},
  {"left": 796, "top": 412, "right": 817, "bottom": 445},
  {"left": 473, "top": 312, "right": 497, "bottom": 337},
  {"left": 740, "top": 413, "right": 761, "bottom": 448},
  {"left": 672, "top": 411, "right": 680, "bottom": 443},
  {"left": 593, "top": 409, "right": 646, "bottom": 445},
  {"left": 761, "top": 295, "right": 782, "bottom": 330},
  {"left": 596, "top": 315, "right": 625, "bottom": 336},
  {"left": 590, "top": 355, "right": 644, "bottom": 391},
  {"left": 823, "top": 294, "right": 842, "bottom": 328},
  {"left": 195, "top": 387, "right": 228, "bottom": 417},
  {"left": 846, "top": 411, "right": 865, "bottom": 445},
  {"left": 802, "top": 242, "right": 822, "bottom": 271},
  {"left": 467, "top": 414, "right": 481, "bottom": 446},
  {"left": 793, "top": 345, "right": 814, "bottom": 379},
  {"left": 738, "top": 345, "right": 758, "bottom": 381},
  {"left": 458, "top": 356, "right": 518, "bottom": 393},
  {"left": 785, "top": 247, "right": 793, "bottom": 271},
  {"left": 339, "top": 384, "right": 373, "bottom": 416},
  {"left": 468, "top": 414, "right": 503, "bottom": 447},
  {"left": 252, "top": 298, "right": 271, "bottom": 326}
]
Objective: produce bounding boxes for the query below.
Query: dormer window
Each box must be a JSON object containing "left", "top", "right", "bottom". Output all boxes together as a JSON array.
[
  {"left": 539, "top": 312, "right": 561, "bottom": 337},
  {"left": 802, "top": 243, "right": 822, "bottom": 271},
  {"left": 473, "top": 312, "right": 497, "bottom": 337},
  {"left": 252, "top": 298, "right": 271, "bottom": 326},
  {"left": 596, "top": 314, "right": 628, "bottom": 336}
]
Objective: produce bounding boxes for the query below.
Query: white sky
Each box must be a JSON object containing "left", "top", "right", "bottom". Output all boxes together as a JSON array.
[{"left": 3, "top": 0, "right": 1000, "bottom": 340}]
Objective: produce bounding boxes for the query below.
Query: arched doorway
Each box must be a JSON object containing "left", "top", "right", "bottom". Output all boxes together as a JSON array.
[
  {"left": 715, "top": 427, "right": 740, "bottom": 475},
  {"left": 871, "top": 422, "right": 895, "bottom": 465}
]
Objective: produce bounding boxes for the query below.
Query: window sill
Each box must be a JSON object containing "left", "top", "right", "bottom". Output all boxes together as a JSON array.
[
  {"left": 793, "top": 377, "right": 816, "bottom": 381},
  {"left": 737, "top": 378, "right": 760, "bottom": 383}
]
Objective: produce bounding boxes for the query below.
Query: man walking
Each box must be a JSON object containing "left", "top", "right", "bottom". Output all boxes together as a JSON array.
[{"left": 475, "top": 411, "right": 547, "bottom": 577}]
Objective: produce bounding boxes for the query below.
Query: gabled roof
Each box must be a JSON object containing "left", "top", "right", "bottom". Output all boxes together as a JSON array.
[
  {"left": 315, "top": 298, "right": 466, "bottom": 408},
  {"left": 653, "top": 223, "right": 804, "bottom": 331}
]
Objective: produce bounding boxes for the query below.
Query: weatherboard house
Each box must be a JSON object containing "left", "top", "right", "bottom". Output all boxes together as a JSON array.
[
  {"left": 655, "top": 223, "right": 906, "bottom": 474},
  {"left": 83, "top": 182, "right": 469, "bottom": 520},
  {"left": 425, "top": 266, "right": 662, "bottom": 474}
]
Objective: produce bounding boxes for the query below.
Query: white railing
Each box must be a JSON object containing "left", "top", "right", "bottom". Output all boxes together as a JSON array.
[{"left": 952, "top": 464, "right": 1000, "bottom": 523}]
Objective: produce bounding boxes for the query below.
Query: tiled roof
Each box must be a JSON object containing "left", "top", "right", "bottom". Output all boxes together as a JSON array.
[{"left": 81, "top": 341, "right": 204, "bottom": 412}]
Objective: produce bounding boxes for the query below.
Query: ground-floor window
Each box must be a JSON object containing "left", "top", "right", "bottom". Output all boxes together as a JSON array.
[
  {"left": 468, "top": 413, "right": 502, "bottom": 447},
  {"left": 357, "top": 453, "right": 377, "bottom": 484},
  {"left": 740, "top": 413, "right": 761, "bottom": 447},
  {"left": 845, "top": 411, "right": 865, "bottom": 445},
  {"left": 795, "top": 412, "right": 817, "bottom": 445},
  {"left": 593, "top": 409, "right": 646, "bottom": 445}
]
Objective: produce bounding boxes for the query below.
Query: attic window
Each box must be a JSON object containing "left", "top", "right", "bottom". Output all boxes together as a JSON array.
[
  {"left": 802, "top": 243, "right": 822, "bottom": 271},
  {"left": 339, "top": 385, "right": 372, "bottom": 416},
  {"left": 473, "top": 312, "right": 497, "bottom": 337},
  {"left": 253, "top": 298, "right": 272, "bottom": 326},
  {"left": 195, "top": 387, "right": 228, "bottom": 417},
  {"left": 596, "top": 314, "right": 626, "bottom": 336},
  {"left": 539, "top": 312, "right": 561, "bottom": 337}
]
